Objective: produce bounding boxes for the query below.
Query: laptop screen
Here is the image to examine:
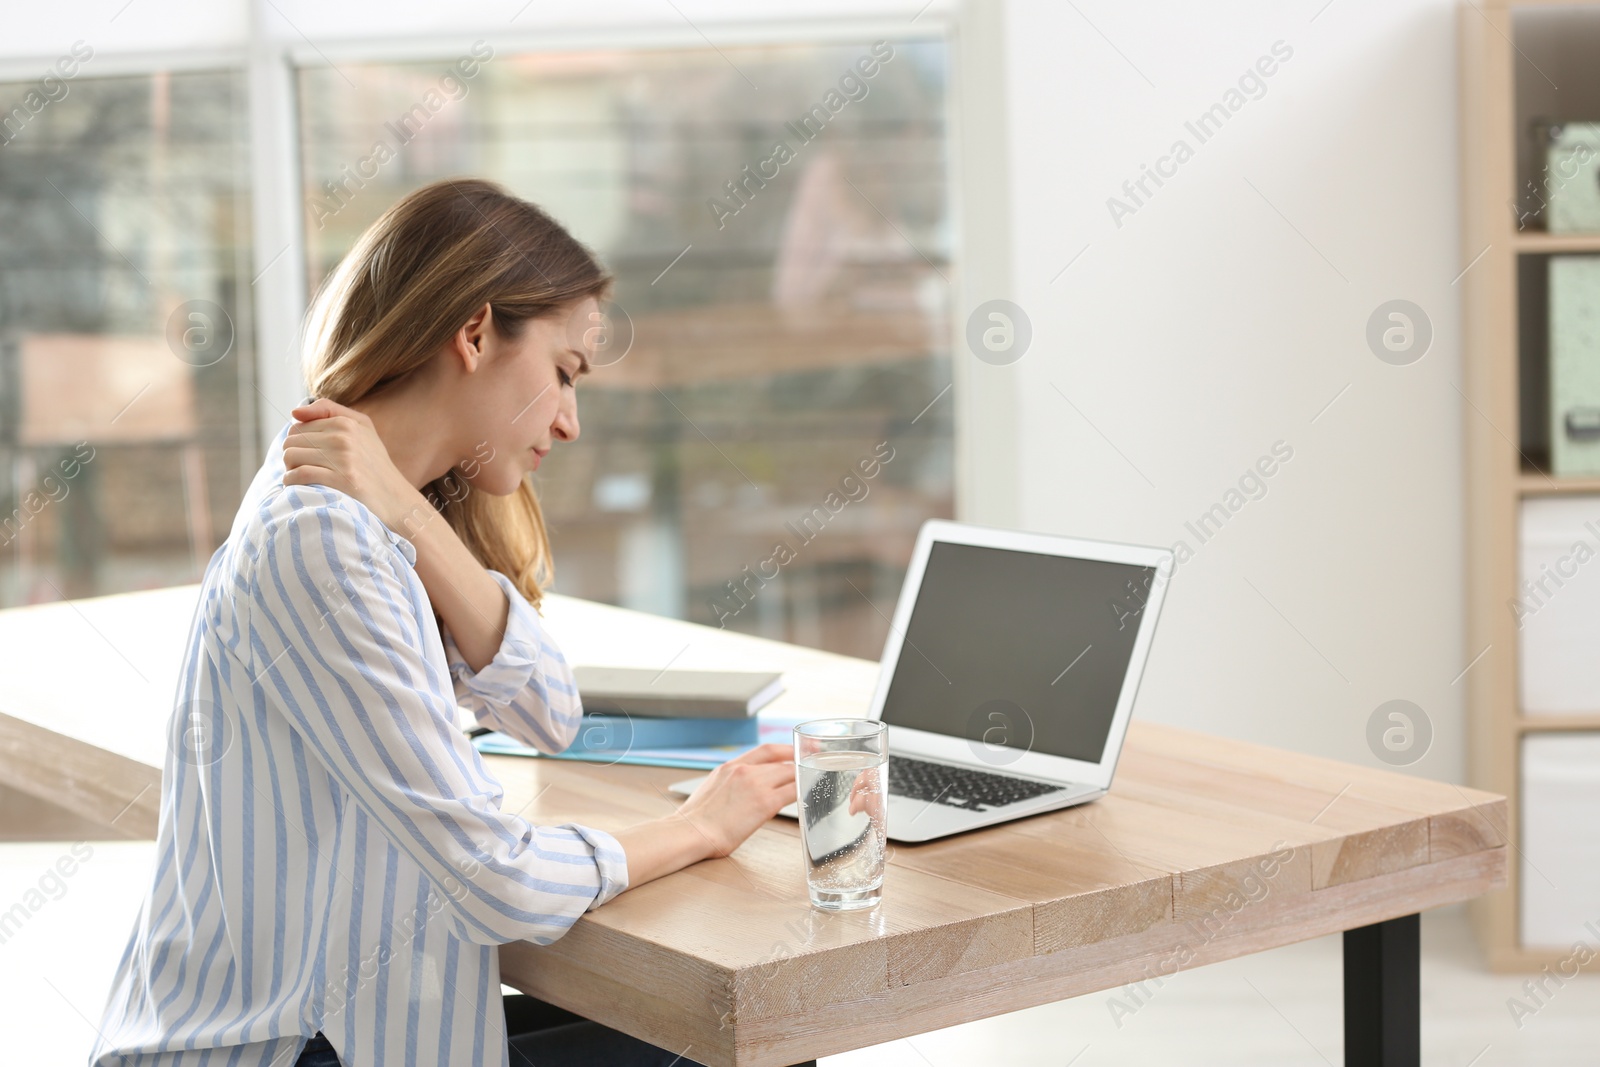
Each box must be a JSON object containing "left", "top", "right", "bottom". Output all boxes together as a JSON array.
[{"left": 878, "top": 540, "right": 1159, "bottom": 765}]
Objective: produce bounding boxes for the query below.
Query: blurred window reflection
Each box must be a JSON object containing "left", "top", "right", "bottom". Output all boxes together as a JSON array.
[
  {"left": 0, "top": 70, "right": 255, "bottom": 606},
  {"left": 298, "top": 40, "right": 953, "bottom": 658}
]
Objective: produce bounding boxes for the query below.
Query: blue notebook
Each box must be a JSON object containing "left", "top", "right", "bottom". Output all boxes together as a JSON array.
[
  {"left": 473, "top": 714, "right": 808, "bottom": 770},
  {"left": 572, "top": 714, "right": 758, "bottom": 750}
]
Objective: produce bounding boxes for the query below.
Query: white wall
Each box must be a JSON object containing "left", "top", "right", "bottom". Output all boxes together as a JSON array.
[{"left": 985, "top": 0, "right": 1467, "bottom": 780}]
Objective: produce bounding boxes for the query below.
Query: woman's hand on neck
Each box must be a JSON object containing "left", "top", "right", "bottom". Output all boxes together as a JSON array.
[
  {"left": 283, "top": 393, "right": 513, "bottom": 673},
  {"left": 285, "top": 397, "right": 435, "bottom": 535}
]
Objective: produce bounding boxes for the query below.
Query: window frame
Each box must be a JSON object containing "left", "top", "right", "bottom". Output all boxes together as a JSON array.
[{"left": 0, "top": 0, "right": 1013, "bottom": 550}]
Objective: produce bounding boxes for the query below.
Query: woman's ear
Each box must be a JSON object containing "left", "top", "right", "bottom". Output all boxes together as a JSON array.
[{"left": 452, "top": 302, "right": 494, "bottom": 373}]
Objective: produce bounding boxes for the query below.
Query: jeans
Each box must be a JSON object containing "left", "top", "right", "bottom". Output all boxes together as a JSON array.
[
  {"left": 291, "top": 995, "right": 718, "bottom": 1067},
  {"left": 292, "top": 1032, "right": 340, "bottom": 1067},
  {"left": 504, "top": 995, "right": 711, "bottom": 1066}
]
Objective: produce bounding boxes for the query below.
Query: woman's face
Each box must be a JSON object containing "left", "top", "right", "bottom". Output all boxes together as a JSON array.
[{"left": 458, "top": 296, "right": 596, "bottom": 496}]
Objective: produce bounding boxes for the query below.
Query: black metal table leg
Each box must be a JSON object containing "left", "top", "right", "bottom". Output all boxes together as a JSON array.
[{"left": 1343, "top": 913, "right": 1420, "bottom": 1067}]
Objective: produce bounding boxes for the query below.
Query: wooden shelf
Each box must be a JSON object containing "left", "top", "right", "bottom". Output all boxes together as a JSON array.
[
  {"left": 1485, "top": 0, "right": 1600, "bottom": 10},
  {"left": 1512, "top": 232, "right": 1600, "bottom": 254},
  {"left": 1460, "top": 0, "right": 1600, "bottom": 971},
  {"left": 1484, "top": 943, "right": 1587, "bottom": 973},
  {"left": 1518, "top": 713, "right": 1600, "bottom": 731},
  {"left": 1517, "top": 472, "right": 1600, "bottom": 495}
]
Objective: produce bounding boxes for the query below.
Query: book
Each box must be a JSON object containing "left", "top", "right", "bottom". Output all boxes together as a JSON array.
[
  {"left": 1550, "top": 255, "right": 1600, "bottom": 475},
  {"left": 572, "top": 665, "right": 784, "bottom": 719},
  {"left": 473, "top": 714, "right": 806, "bottom": 770},
  {"left": 569, "top": 714, "right": 759, "bottom": 752}
]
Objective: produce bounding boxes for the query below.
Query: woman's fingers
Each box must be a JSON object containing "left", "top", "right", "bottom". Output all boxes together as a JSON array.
[
  {"left": 283, "top": 446, "right": 341, "bottom": 470},
  {"left": 750, "top": 760, "right": 797, "bottom": 788},
  {"left": 287, "top": 417, "right": 351, "bottom": 442},
  {"left": 848, "top": 773, "right": 875, "bottom": 815},
  {"left": 673, "top": 745, "right": 802, "bottom": 857},
  {"left": 707, "top": 757, "right": 792, "bottom": 793},
  {"left": 291, "top": 397, "right": 358, "bottom": 422},
  {"left": 726, "top": 742, "right": 793, "bottom": 767},
  {"left": 282, "top": 464, "right": 337, "bottom": 486},
  {"left": 289, "top": 410, "right": 356, "bottom": 442},
  {"left": 290, "top": 402, "right": 337, "bottom": 422},
  {"left": 285, "top": 421, "right": 357, "bottom": 456},
  {"left": 701, "top": 751, "right": 794, "bottom": 798}
]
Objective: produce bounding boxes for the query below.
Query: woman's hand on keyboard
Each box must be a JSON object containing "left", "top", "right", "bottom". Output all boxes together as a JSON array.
[
  {"left": 612, "top": 743, "right": 795, "bottom": 887},
  {"left": 675, "top": 743, "right": 797, "bottom": 859}
]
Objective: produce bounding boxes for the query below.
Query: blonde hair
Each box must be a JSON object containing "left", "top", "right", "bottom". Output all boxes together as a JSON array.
[{"left": 302, "top": 178, "right": 611, "bottom": 610}]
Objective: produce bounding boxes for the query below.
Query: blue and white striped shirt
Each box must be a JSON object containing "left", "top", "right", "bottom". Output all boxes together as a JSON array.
[{"left": 90, "top": 419, "right": 627, "bottom": 1067}]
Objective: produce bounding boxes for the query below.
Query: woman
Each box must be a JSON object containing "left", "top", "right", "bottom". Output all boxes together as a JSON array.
[{"left": 90, "top": 178, "right": 797, "bottom": 1067}]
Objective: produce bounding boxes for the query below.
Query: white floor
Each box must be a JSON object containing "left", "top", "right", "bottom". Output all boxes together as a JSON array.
[{"left": 3, "top": 838, "right": 1595, "bottom": 1066}]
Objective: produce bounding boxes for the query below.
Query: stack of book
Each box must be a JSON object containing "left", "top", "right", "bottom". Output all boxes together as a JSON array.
[{"left": 472, "top": 666, "right": 794, "bottom": 769}]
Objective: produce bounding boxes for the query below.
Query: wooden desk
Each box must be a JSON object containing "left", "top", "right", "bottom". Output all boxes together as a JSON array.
[{"left": 0, "top": 586, "right": 1506, "bottom": 1067}]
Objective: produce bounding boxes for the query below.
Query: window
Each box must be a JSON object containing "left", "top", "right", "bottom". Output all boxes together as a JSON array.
[
  {"left": 0, "top": 69, "right": 255, "bottom": 607},
  {"left": 297, "top": 39, "right": 953, "bottom": 658}
]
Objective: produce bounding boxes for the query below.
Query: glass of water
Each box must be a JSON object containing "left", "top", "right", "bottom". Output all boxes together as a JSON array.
[{"left": 794, "top": 718, "right": 888, "bottom": 911}]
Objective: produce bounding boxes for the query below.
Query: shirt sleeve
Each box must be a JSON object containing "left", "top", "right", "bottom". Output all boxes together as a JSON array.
[
  {"left": 245, "top": 489, "right": 628, "bottom": 946},
  {"left": 439, "top": 570, "right": 584, "bottom": 753}
]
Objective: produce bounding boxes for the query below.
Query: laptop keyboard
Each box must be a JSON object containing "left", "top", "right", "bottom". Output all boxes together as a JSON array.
[{"left": 888, "top": 755, "right": 1066, "bottom": 813}]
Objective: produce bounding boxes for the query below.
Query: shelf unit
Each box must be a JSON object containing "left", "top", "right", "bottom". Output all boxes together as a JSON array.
[
  {"left": 1518, "top": 713, "right": 1600, "bottom": 731},
  {"left": 1460, "top": 0, "right": 1600, "bottom": 970},
  {"left": 1512, "top": 233, "right": 1600, "bottom": 252},
  {"left": 1517, "top": 472, "right": 1600, "bottom": 494}
]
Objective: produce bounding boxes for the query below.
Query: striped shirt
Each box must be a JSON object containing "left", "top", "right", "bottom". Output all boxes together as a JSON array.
[{"left": 89, "top": 418, "right": 627, "bottom": 1067}]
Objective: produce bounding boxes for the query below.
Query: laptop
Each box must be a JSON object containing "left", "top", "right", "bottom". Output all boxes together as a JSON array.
[{"left": 669, "top": 519, "right": 1174, "bottom": 843}]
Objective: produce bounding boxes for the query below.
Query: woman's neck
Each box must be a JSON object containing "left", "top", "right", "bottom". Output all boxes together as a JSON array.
[{"left": 349, "top": 385, "right": 459, "bottom": 490}]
